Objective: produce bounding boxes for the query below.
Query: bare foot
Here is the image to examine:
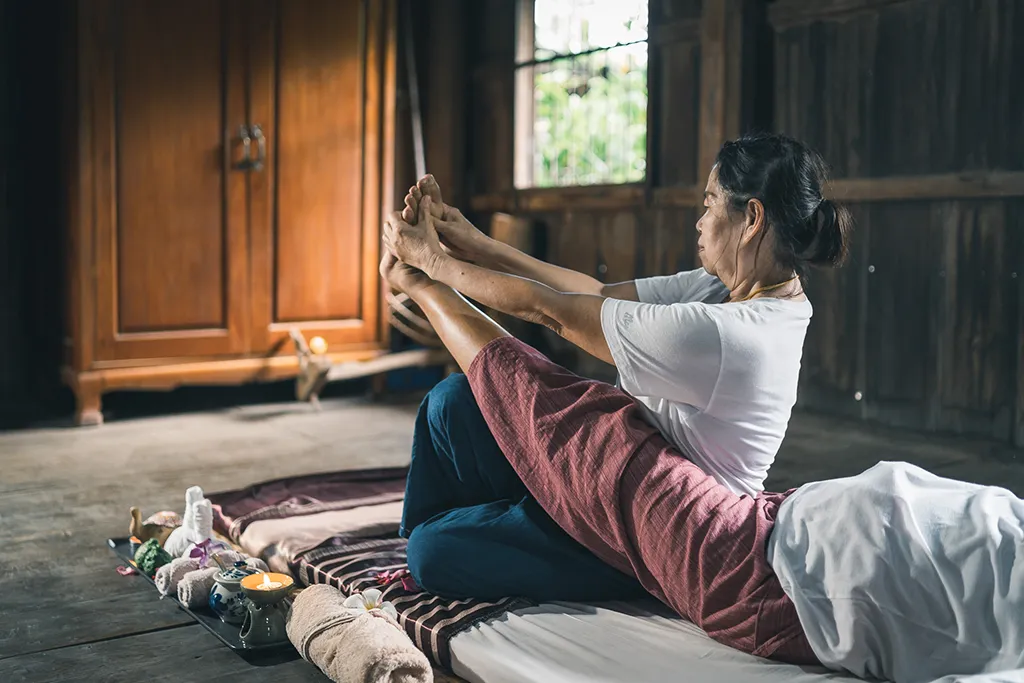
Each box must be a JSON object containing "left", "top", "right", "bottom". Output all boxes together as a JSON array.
[
  {"left": 379, "top": 247, "right": 433, "bottom": 296},
  {"left": 402, "top": 174, "right": 445, "bottom": 224}
]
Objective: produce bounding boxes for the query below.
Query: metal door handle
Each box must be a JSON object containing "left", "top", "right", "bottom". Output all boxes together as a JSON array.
[
  {"left": 251, "top": 124, "right": 266, "bottom": 171},
  {"left": 233, "top": 125, "right": 266, "bottom": 171},
  {"left": 234, "top": 125, "right": 254, "bottom": 170}
]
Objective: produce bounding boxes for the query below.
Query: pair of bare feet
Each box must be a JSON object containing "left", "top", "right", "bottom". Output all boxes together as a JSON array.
[
  {"left": 401, "top": 174, "right": 445, "bottom": 225},
  {"left": 380, "top": 174, "right": 485, "bottom": 295}
]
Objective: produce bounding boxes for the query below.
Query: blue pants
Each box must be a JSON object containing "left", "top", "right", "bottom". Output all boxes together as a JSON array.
[{"left": 400, "top": 374, "right": 647, "bottom": 601}]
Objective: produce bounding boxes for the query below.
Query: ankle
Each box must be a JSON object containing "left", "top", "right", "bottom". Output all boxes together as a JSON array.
[{"left": 423, "top": 251, "right": 450, "bottom": 281}]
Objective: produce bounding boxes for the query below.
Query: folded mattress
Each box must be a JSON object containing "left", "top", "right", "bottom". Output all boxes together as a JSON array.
[{"left": 450, "top": 599, "right": 862, "bottom": 683}]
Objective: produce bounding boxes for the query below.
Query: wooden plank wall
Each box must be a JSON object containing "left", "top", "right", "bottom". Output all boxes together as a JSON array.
[
  {"left": 771, "top": 0, "right": 1024, "bottom": 446},
  {"left": 430, "top": 0, "right": 1024, "bottom": 446}
]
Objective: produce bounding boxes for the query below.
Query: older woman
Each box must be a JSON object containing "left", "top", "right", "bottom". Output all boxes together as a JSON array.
[
  {"left": 398, "top": 134, "right": 851, "bottom": 499},
  {"left": 384, "top": 134, "right": 853, "bottom": 603}
]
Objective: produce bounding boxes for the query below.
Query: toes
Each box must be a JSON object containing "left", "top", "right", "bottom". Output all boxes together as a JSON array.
[
  {"left": 419, "top": 174, "right": 442, "bottom": 199},
  {"left": 418, "top": 175, "right": 444, "bottom": 218}
]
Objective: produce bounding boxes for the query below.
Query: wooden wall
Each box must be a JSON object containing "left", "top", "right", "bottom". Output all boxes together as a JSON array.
[
  {"left": 457, "top": 0, "right": 1024, "bottom": 447},
  {"left": 771, "top": 0, "right": 1024, "bottom": 446}
]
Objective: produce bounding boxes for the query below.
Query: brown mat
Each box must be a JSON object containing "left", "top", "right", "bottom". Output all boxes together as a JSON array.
[{"left": 209, "top": 468, "right": 532, "bottom": 671}]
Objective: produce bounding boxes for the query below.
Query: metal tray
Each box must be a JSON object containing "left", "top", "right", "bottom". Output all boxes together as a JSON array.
[{"left": 107, "top": 537, "right": 298, "bottom": 662}]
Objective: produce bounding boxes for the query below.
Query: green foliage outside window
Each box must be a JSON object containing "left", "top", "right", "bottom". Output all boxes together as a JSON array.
[
  {"left": 519, "top": 1, "right": 648, "bottom": 188},
  {"left": 531, "top": 46, "right": 648, "bottom": 187}
]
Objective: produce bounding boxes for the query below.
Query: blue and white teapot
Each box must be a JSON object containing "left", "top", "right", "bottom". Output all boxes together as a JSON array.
[{"left": 209, "top": 561, "right": 258, "bottom": 624}]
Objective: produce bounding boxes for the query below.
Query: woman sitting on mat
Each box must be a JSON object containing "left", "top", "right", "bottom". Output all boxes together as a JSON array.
[
  {"left": 387, "top": 133, "right": 852, "bottom": 604},
  {"left": 400, "top": 133, "right": 852, "bottom": 499},
  {"left": 379, "top": 183, "right": 1024, "bottom": 683}
]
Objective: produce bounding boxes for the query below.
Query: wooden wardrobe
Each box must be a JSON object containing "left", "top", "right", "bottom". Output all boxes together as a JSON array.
[{"left": 61, "top": 0, "right": 397, "bottom": 425}]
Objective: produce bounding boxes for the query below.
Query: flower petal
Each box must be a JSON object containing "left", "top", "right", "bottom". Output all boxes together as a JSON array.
[
  {"left": 361, "top": 588, "right": 383, "bottom": 607},
  {"left": 342, "top": 594, "right": 364, "bottom": 609},
  {"left": 381, "top": 601, "right": 399, "bottom": 621}
]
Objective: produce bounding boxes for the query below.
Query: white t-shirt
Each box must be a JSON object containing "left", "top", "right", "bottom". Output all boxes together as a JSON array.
[
  {"left": 600, "top": 268, "right": 812, "bottom": 497},
  {"left": 767, "top": 461, "right": 1024, "bottom": 683}
]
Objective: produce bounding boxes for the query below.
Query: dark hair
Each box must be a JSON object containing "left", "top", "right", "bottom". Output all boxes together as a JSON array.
[{"left": 714, "top": 133, "right": 852, "bottom": 274}]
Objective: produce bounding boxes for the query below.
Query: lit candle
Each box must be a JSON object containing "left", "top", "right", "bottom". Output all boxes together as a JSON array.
[
  {"left": 240, "top": 571, "right": 293, "bottom": 594},
  {"left": 258, "top": 573, "right": 283, "bottom": 590}
]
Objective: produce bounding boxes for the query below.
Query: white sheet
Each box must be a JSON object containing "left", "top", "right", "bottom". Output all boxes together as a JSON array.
[
  {"left": 449, "top": 599, "right": 863, "bottom": 683},
  {"left": 769, "top": 462, "right": 1024, "bottom": 683}
]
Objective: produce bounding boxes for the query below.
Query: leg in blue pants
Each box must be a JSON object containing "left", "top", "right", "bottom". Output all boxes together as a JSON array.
[{"left": 400, "top": 374, "right": 647, "bottom": 602}]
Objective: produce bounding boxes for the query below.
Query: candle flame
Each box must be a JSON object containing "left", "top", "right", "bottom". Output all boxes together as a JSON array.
[{"left": 257, "top": 573, "right": 283, "bottom": 590}]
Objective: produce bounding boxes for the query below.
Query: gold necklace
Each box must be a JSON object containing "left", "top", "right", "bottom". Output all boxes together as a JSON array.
[{"left": 733, "top": 276, "right": 800, "bottom": 302}]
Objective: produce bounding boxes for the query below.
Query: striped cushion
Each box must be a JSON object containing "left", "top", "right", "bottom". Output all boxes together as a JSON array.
[{"left": 297, "top": 537, "right": 531, "bottom": 670}]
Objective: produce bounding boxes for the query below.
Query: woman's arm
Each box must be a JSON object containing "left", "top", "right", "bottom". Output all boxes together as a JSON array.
[
  {"left": 383, "top": 201, "right": 615, "bottom": 365},
  {"left": 429, "top": 204, "right": 639, "bottom": 300},
  {"left": 429, "top": 254, "right": 614, "bottom": 365},
  {"left": 478, "top": 236, "right": 638, "bottom": 300}
]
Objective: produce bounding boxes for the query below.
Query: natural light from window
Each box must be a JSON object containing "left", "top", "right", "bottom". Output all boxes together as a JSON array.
[{"left": 515, "top": 0, "right": 649, "bottom": 189}]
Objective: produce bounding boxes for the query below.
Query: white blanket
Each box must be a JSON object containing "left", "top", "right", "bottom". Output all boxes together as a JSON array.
[
  {"left": 769, "top": 461, "right": 1024, "bottom": 683},
  {"left": 450, "top": 600, "right": 862, "bottom": 683}
]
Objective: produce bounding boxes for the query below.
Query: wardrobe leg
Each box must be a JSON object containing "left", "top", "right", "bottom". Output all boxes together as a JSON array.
[{"left": 75, "top": 379, "right": 104, "bottom": 426}]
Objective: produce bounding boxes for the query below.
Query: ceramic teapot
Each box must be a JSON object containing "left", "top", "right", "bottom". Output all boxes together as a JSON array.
[{"left": 208, "top": 561, "right": 259, "bottom": 624}]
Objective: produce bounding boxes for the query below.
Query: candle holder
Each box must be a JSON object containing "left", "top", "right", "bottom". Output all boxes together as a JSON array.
[{"left": 239, "top": 572, "right": 295, "bottom": 647}]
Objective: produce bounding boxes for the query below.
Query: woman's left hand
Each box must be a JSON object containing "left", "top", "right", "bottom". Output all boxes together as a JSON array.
[{"left": 383, "top": 197, "right": 445, "bottom": 275}]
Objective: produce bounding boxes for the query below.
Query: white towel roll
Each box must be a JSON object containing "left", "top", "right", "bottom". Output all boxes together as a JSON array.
[{"left": 286, "top": 584, "right": 432, "bottom": 683}]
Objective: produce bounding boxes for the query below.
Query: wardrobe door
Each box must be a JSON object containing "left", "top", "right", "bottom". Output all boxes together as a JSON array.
[
  {"left": 84, "top": 0, "right": 250, "bottom": 362},
  {"left": 248, "top": 0, "right": 390, "bottom": 355}
]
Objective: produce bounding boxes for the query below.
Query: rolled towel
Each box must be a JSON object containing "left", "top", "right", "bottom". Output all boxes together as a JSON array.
[
  {"left": 173, "top": 553, "right": 271, "bottom": 608},
  {"left": 287, "top": 584, "right": 432, "bottom": 683},
  {"left": 154, "top": 556, "right": 200, "bottom": 596},
  {"left": 177, "top": 567, "right": 220, "bottom": 609}
]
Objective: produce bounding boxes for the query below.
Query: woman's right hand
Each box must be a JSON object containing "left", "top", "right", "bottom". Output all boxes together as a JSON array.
[
  {"left": 432, "top": 206, "right": 489, "bottom": 263},
  {"left": 401, "top": 175, "right": 490, "bottom": 263}
]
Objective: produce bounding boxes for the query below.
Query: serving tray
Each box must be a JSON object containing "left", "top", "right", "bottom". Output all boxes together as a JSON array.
[{"left": 107, "top": 536, "right": 298, "bottom": 661}]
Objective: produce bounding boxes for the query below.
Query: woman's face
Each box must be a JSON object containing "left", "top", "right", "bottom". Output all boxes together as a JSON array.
[{"left": 696, "top": 167, "right": 746, "bottom": 281}]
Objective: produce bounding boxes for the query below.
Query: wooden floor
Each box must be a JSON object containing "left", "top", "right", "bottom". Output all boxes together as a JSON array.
[{"left": 0, "top": 393, "right": 1021, "bottom": 682}]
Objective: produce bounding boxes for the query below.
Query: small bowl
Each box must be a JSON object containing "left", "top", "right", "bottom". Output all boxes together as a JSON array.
[{"left": 240, "top": 572, "right": 295, "bottom": 605}]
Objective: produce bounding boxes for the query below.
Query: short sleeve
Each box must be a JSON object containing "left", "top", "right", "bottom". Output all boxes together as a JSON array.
[
  {"left": 635, "top": 268, "right": 729, "bottom": 305},
  {"left": 601, "top": 297, "right": 722, "bottom": 410}
]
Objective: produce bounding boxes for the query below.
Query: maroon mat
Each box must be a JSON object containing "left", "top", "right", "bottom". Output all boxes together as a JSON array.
[
  {"left": 210, "top": 466, "right": 408, "bottom": 541},
  {"left": 208, "top": 467, "right": 531, "bottom": 671}
]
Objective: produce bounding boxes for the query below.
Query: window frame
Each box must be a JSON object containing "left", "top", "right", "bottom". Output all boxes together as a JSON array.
[{"left": 513, "top": 0, "right": 650, "bottom": 190}]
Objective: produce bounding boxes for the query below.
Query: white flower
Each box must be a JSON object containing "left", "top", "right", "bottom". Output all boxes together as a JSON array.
[{"left": 342, "top": 588, "right": 398, "bottom": 621}]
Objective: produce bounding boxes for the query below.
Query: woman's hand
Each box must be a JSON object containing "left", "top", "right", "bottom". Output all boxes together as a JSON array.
[
  {"left": 401, "top": 175, "right": 490, "bottom": 262},
  {"left": 379, "top": 247, "right": 432, "bottom": 295},
  {"left": 432, "top": 206, "right": 490, "bottom": 262},
  {"left": 383, "top": 197, "right": 446, "bottom": 276}
]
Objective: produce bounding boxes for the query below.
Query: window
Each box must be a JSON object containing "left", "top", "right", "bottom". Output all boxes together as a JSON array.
[{"left": 514, "top": 0, "right": 649, "bottom": 189}]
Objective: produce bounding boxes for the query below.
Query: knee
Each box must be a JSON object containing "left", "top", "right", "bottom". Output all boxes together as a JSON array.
[
  {"left": 405, "top": 522, "right": 461, "bottom": 597},
  {"left": 423, "top": 373, "right": 474, "bottom": 431}
]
